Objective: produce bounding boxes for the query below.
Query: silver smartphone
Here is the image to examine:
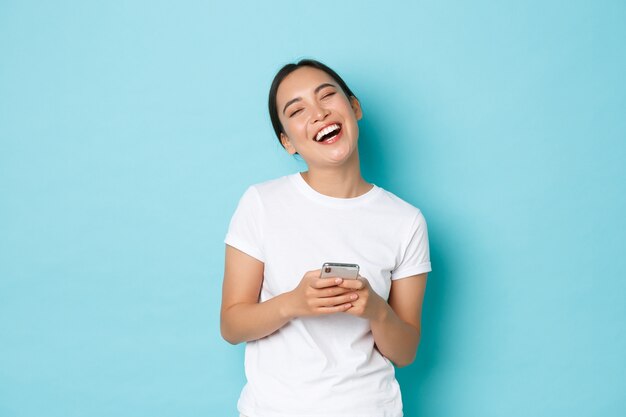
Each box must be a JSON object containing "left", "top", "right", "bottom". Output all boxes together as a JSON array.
[{"left": 320, "top": 262, "right": 360, "bottom": 279}]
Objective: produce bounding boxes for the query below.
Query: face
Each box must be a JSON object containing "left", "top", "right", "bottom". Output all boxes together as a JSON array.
[{"left": 276, "top": 66, "right": 362, "bottom": 168}]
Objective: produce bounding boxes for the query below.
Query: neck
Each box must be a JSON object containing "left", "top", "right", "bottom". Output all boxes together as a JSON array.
[{"left": 301, "top": 154, "right": 372, "bottom": 198}]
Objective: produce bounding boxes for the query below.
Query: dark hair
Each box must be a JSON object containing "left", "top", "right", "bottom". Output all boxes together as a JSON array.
[{"left": 268, "top": 59, "right": 358, "bottom": 147}]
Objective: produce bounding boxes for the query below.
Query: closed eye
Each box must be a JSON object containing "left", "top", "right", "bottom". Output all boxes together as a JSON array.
[
  {"left": 289, "top": 108, "right": 303, "bottom": 118},
  {"left": 322, "top": 92, "right": 336, "bottom": 99}
]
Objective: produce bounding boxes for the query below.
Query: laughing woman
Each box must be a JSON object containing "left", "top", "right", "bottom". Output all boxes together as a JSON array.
[{"left": 221, "top": 59, "right": 431, "bottom": 417}]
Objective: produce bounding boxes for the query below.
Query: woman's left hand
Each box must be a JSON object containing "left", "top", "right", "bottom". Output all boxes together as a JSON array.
[{"left": 337, "top": 277, "right": 387, "bottom": 321}]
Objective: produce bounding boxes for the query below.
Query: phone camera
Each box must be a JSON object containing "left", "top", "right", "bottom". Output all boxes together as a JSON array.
[{"left": 324, "top": 267, "right": 331, "bottom": 273}]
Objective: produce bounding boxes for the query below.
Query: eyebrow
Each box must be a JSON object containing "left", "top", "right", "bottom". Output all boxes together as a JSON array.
[{"left": 282, "top": 82, "right": 337, "bottom": 115}]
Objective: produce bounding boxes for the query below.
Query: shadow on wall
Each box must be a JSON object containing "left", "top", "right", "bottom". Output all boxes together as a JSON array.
[
  {"left": 359, "top": 114, "right": 396, "bottom": 190},
  {"left": 359, "top": 108, "right": 450, "bottom": 416},
  {"left": 396, "top": 239, "right": 448, "bottom": 416}
]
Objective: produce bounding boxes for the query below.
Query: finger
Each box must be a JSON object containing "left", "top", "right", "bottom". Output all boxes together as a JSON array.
[
  {"left": 316, "top": 286, "right": 352, "bottom": 298},
  {"left": 304, "top": 269, "right": 322, "bottom": 279},
  {"left": 312, "top": 277, "right": 343, "bottom": 289},
  {"left": 315, "top": 293, "right": 358, "bottom": 307},
  {"left": 316, "top": 303, "right": 353, "bottom": 314},
  {"left": 337, "top": 279, "right": 364, "bottom": 290}
]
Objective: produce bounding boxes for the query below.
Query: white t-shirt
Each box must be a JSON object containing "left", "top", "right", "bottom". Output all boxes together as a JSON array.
[{"left": 225, "top": 173, "right": 431, "bottom": 417}]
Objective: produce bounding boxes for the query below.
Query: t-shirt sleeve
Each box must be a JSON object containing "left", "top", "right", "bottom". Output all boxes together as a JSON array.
[
  {"left": 224, "top": 186, "right": 265, "bottom": 262},
  {"left": 391, "top": 210, "right": 432, "bottom": 280}
]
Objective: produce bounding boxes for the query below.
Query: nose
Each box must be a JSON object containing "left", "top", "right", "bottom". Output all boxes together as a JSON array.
[{"left": 311, "top": 103, "right": 330, "bottom": 123}]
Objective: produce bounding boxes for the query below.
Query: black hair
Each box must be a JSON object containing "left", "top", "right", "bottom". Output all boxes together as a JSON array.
[{"left": 268, "top": 59, "right": 358, "bottom": 148}]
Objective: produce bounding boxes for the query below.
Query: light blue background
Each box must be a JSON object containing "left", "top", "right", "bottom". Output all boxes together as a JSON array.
[{"left": 1, "top": 1, "right": 625, "bottom": 416}]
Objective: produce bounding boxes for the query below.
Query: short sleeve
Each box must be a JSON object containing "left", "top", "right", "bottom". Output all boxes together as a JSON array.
[
  {"left": 224, "top": 186, "right": 265, "bottom": 262},
  {"left": 391, "top": 210, "right": 432, "bottom": 280}
]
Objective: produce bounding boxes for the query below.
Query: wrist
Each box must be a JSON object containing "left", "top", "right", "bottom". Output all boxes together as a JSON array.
[
  {"left": 278, "top": 291, "right": 297, "bottom": 321},
  {"left": 370, "top": 295, "right": 390, "bottom": 324}
]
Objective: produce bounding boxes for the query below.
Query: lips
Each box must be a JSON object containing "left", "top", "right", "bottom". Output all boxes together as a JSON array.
[{"left": 313, "top": 123, "right": 342, "bottom": 142}]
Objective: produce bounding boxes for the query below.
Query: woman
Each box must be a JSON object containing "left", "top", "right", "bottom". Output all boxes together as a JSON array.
[{"left": 221, "top": 59, "right": 431, "bottom": 417}]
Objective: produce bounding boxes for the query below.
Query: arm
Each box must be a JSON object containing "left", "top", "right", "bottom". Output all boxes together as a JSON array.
[
  {"left": 220, "top": 245, "right": 290, "bottom": 344},
  {"left": 371, "top": 273, "right": 428, "bottom": 367},
  {"left": 220, "top": 245, "right": 356, "bottom": 345},
  {"left": 339, "top": 273, "right": 428, "bottom": 367}
]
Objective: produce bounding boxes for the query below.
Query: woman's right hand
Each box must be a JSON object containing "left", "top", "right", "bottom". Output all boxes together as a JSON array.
[{"left": 283, "top": 269, "right": 359, "bottom": 319}]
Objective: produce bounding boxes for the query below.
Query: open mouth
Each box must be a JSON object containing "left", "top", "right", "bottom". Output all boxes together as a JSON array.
[{"left": 314, "top": 123, "right": 342, "bottom": 143}]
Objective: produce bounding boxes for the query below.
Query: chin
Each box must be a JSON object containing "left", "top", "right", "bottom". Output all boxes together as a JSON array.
[{"left": 327, "top": 146, "right": 357, "bottom": 165}]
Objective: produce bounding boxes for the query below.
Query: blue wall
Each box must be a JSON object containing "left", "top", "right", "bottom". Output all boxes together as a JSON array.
[{"left": 1, "top": 1, "right": 625, "bottom": 416}]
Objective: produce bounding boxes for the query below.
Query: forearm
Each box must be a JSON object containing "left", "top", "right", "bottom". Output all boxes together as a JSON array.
[
  {"left": 220, "top": 292, "right": 293, "bottom": 345},
  {"left": 370, "top": 302, "right": 421, "bottom": 367}
]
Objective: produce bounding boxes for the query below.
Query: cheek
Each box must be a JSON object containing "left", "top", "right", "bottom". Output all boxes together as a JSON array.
[{"left": 283, "top": 118, "right": 309, "bottom": 139}]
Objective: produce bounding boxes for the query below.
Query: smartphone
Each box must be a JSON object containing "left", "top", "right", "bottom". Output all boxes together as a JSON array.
[{"left": 320, "top": 262, "right": 360, "bottom": 280}]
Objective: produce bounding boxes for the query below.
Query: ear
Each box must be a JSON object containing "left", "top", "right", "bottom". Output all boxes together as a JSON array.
[
  {"left": 350, "top": 96, "right": 363, "bottom": 121},
  {"left": 280, "top": 133, "right": 297, "bottom": 155}
]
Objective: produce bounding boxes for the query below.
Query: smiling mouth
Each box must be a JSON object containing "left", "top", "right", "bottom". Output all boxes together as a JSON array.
[{"left": 314, "top": 123, "right": 342, "bottom": 142}]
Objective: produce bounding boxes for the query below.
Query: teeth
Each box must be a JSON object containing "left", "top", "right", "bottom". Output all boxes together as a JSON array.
[{"left": 315, "top": 124, "right": 340, "bottom": 141}]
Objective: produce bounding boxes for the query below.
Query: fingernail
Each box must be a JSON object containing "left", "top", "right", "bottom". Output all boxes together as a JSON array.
[{"left": 335, "top": 278, "right": 342, "bottom": 284}]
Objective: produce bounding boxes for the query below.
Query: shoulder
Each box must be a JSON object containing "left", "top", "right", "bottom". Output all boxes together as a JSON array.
[
  {"left": 374, "top": 186, "right": 425, "bottom": 220},
  {"left": 236, "top": 174, "right": 298, "bottom": 207},
  {"left": 248, "top": 174, "right": 295, "bottom": 195}
]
